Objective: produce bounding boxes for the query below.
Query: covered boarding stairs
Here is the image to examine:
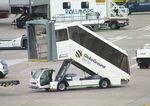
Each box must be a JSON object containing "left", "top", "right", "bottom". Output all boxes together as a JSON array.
[{"left": 27, "top": 20, "right": 130, "bottom": 77}]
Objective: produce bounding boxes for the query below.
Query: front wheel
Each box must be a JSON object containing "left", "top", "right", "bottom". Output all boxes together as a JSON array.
[
  {"left": 57, "top": 82, "right": 66, "bottom": 91},
  {"left": 0, "top": 72, "right": 5, "bottom": 78},
  {"left": 109, "top": 22, "right": 118, "bottom": 30},
  {"left": 99, "top": 79, "right": 110, "bottom": 88}
]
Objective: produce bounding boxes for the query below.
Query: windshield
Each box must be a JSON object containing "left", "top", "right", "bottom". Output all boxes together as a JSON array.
[{"left": 32, "top": 70, "right": 43, "bottom": 79}]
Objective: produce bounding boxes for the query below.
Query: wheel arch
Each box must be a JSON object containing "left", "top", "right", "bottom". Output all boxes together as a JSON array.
[
  {"left": 57, "top": 81, "right": 69, "bottom": 89},
  {"left": 21, "top": 36, "right": 27, "bottom": 49},
  {"left": 99, "top": 77, "right": 111, "bottom": 88}
]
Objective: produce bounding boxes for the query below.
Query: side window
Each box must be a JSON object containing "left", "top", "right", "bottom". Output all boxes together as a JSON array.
[
  {"left": 81, "top": 2, "right": 89, "bottom": 8},
  {"left": 101, "top": 44, "right": 114, "bottom": 62},
  {"left": 55, "top": 29, "right": 68, "bottom": 42},
  {"left": 40, "top": 71, "right": 51, "bottom": 86},
  {"left": 111, "top": 50, "right": 123, "bottom": 67},
  {"left": 120, "top": 56, "right": 129, "bottom": 73},
  {"left": 68, "top": 26, "right": 81, "bottom": 44},
  {"left": 63, "top": 2, "right": 71, "bottom": 9}
]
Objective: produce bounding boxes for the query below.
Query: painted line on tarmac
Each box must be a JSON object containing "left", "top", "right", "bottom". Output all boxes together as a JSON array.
[
  {"left": 6, "top": 58, "right": 28, "bottom": 67},
  {"left": 136, "top": 25, "right": 150, "bottom": 31},
  {"left": 111, "top": 36, "right": 128, "bottom": 43}
]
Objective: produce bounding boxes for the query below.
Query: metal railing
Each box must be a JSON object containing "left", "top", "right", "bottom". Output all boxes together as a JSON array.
[{"left": 52, "top": 12, "right": 101, "bottom": 23}]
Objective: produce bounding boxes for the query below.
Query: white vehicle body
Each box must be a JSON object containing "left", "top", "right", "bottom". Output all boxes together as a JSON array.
[
  {"left": 30, "top": 68, "right": 109, "bottom": 90},
  {"left": 49, "top": 0, "right": 129, "bottom": 29},
  {"left": 0, "top": 59, "right": 8, "bottom": 78},
  {"left": 136, "top": 44, "right": 150, "bottom": 69},
  {"left": 0, "top": 35, "right": 27, "bottom": 49},
  {"left": 29, "top": 23, "right": 131, "bottom": 91}
]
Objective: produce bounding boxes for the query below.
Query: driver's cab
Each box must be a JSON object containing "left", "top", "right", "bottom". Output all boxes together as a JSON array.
[{"left": 30, "top": 68, "right": 55, "bottom": 89}]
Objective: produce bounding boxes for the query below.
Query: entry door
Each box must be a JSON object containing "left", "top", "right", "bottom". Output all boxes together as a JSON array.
[{"left": 40, "top": 70, "right": 52, "bottom": 86}]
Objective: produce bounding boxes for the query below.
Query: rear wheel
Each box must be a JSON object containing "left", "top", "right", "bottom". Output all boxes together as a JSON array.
[
  {"left": 91, "top": 25, "right": 99, "bottom": 32},
  {"left": 0, "top": 72, "right": 5, "bottom": 78},
  {"left": 57, "top": 82, "right": 66, "bottom": 91},
  {"left": 23, "top": 39, "right": 27, "bottom": 49},
  {"left": 144, "top": 63, "right": 149, "bottom": 68},
  {"left": 99, "top": 79, "right": 110, "bottom": 88},
  {"left": 139, "top": 64, "right": 144, "bottom": 69},
  {"left": 110, "top": 22, "right": 118, "bottom": 30},
  {"left": 139, "top": 61, "right": 149, "bottom": 69}
]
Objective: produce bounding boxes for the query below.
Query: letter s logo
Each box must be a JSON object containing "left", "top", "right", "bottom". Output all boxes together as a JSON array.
[{"left": 75, "top": 50, "right": 82, "bottom": 58}]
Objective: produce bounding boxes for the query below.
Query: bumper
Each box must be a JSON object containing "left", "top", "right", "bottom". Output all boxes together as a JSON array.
[
  {"left": 118, "top": 21, "right": 129, "bottom": 27},
  {"left": 0, "top": 69, "right": 8, "bottom": 75},
  {"left": 121, "top": 79, "right": 130, "bottom": 85},
  {"left": 29, "top": 85, "right": 39, "bottom": 89},
  {"left": 29, "top": 83, "right": 40, "bottom": 89}
]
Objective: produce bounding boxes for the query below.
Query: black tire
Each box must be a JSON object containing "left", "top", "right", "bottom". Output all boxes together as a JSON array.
[
  {"left": 99, "top": 79, "right": 110, "bottom": 88},
  {"left": 139, "top": 64, "right": 144, "bottom": 69},
  {"left": 144, "top": 63, "right": 149, "bottom": 68},
  {"left": 110, "top": 22, "right": 118, "bottom": 30},
  {"left": 16, "top": 22, "right": 24, "bottom": 28},
  {"left": 23, "top": 40, "right": 27, "bottom": 49},
  {"left": 0, "top": 72, "right": 5, "bottom": 78},
  {"left": 57, "top": 82, "right": 66, "bottom": 91},
  {"left": 91, "top": 25, "right": 99, "bottom": 32},
  {"left": 16, "top": 19, "right": 24, "bottom": 28}
]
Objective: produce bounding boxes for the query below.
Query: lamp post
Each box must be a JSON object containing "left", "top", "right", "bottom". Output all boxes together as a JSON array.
[
  {"left": 48, "top": 0, "right": 51, "bottom": 19},
  {"left": 29, "top": 0, "right": 32, "bottom": 14}
]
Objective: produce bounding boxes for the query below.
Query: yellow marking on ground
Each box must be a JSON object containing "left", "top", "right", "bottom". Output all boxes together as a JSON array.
[
  {"left": 29, "top": 59, "right": 48, "bottom": 62},
  {"left": 144, "top": 104, "right": 150, "bottom": 106}
]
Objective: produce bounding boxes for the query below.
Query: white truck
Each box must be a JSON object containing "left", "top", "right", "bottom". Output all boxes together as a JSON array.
[
  {"left": 0, "top": 34, "right": 27, "bottom": 49},
  {"left": 10, "top": 0, "right": 129, "bottom": 30},
  {"left": 49, "top": 0, "right": 129, "bottom": 30},
  {"left": 136, "top": 44, "right": 150, "bottom": 69},
  {"left": 28, "top": 22, "right": 131, "bottom": 91}
]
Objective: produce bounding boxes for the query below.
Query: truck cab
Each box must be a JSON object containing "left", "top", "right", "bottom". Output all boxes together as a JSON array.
[
  {"left": 29, "top": 68, "right": 55, "bottom": 90},
  {"left": 136, "top": 44, "right": 150, "bottom": 69}
]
